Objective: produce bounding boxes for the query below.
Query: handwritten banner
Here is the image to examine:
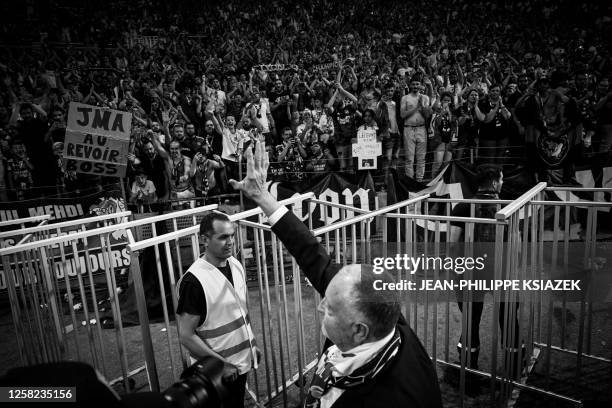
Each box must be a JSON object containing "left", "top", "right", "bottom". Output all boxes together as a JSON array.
[
  {"left": 64, "top": 103, "right": 132, "bottom": 177},
  {"left": 352, "top": 142, "right": 382, "bottom": 158},
  {"left": 353, "top": 127, "right": 381, "bottom": 170}
]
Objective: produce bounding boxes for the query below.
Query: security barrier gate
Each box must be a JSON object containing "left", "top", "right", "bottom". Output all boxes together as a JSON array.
[{"left": 1, "top": 185, "right": 610, "bottom": 407}]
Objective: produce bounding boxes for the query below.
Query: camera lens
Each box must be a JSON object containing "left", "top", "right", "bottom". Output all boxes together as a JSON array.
[{"left": 162, "top": 357, "right": 227, "bottom": 408}]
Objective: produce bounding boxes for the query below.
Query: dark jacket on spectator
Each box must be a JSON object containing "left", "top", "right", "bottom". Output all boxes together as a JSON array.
[{"left": 271, "top": 210, "right": 443, "bottom": 408}]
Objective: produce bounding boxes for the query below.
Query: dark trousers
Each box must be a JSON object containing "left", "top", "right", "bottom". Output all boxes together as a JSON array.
[
  {"left": 457, "top": 300, "right": 520, "bottom": 359},
  {"left": 223, "top": 159, "right": 240, "bottom": 184},
  {"left": 224, "top": 373, "right": 248, "bottom": 408}
]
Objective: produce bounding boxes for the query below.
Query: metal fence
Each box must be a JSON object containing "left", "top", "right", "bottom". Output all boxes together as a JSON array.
[
  {"left": 0, "top": 205, "right": 224, "bottom": 390},
  {"left": 1, "top": 186, "right": 610, "bottom": 407}
]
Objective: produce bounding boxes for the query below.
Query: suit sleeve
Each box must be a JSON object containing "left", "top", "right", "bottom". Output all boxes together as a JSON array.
[{"left": 270, "top": 210, "right": 339, "bottom": 295}]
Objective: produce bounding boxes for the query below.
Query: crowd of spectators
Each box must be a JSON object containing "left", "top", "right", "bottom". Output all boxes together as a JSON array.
[{"left": 1, "top": 0, "right": 611, "bottom": 208}]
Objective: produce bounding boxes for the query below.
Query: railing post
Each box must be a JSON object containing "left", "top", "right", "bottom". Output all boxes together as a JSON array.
[{"left": 129, "top": 249, "right": 160, "bottom": 392}]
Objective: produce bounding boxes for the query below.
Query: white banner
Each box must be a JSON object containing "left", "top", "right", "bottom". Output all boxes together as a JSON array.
[{"left": 64, "top": 102, "right": 132, "bottom": 177}]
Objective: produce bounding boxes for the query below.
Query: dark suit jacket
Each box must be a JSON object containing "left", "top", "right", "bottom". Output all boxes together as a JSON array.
[{"left": 271, "top": 210, "right": 443, "bottom": 408}]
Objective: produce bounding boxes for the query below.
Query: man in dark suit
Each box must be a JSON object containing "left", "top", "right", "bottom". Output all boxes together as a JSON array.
[{"left": 230, "top": 142, "right": 442, "bottom": 408}]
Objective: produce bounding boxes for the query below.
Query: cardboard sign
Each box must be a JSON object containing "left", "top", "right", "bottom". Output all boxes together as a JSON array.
[
  {"left": 67, "top": 103, "right": 132, "bottom": 139},
  {"left": 357, "top": 127, "right": 377, "bottom": 143},
  {"left": 64, "top": 103, "right": 132, "bottom": 177},
  {"left": 352, "top": 142, "right": 382, "bottom": 158},
  {"left": 353, "top": 127, "right": 381, "bottom": 170}
]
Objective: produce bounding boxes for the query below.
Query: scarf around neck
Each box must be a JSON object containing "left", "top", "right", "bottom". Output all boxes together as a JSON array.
[{"left": 304, "top": 328, "right": 401, "bottom": 408}]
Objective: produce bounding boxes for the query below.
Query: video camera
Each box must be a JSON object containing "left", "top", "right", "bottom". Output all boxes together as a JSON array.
[{"left": 0, "top": 356, "right": 229, "bottom": 408}]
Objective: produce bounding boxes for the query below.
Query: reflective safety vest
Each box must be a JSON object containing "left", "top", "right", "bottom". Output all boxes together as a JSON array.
[{"left": 178, "top": 256, "right": 257, "bottom": 374}]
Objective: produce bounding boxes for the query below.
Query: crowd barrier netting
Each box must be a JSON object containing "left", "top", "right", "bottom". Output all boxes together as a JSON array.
[{"left": 1, "top": 185, "right": 610, "bottom": 407}]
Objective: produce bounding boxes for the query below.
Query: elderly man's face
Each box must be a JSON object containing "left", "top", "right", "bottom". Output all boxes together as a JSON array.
[{"left": 317, "top": 268, "right": 366, "bottom": 351}]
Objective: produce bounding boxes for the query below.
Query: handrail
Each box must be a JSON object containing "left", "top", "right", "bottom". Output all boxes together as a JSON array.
[
  {"left": 386, "top": 213, "right": 505, "bottom": 224},
  {"left": 9, "top": 219, "right": 49, "bottom": 247},
  {"left": 0, "top": 211, "right": 132, "bottom": 239},
  {"left": 227, "top": 193, "right": 315, "bottom": 222},
  {"left": 127, "top": 193, "right": 315, "bottom": 252},
  {"left": 495, "top": 182, "right": 547, "bottom": 221},
  {"left": 531, "top": 200, "right": 612, "bottom": 207},
  {"left": 127, "top": 225, "right": 199, "bottom": 252},
  {"left": 313, "top": 195, "right": 429, "bottom": 236},
  {"left": 0, "top": 205, "right": 215, "bottom": 256},
  {"left": 16, "top": 232, "right": 37, "bottom": 246},
  {"left": 130, "top": 204, "right": 218, "bottom": 223},
  {"left": 545, "top": 186, "right": 612, "bottom": 192},
  {"left": 308, "top": 199, "right": 371, "bottom": 214},
  {"left": 238, "top": 219, "right": 272, "bottom": 231},
  {"left": 0, "top": 214, "right": 51, "bottom": 227},
  {"left": 427, "top": 198, "right": 512, "bottom": 204}
]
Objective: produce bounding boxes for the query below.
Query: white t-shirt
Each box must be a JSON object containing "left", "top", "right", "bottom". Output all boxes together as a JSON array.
[
  {"left": 312, "top": 109, "right": 334, "bottom": 135},
  {"left": 221, "top": 128, "right": 249, "bottom": 162},
  {"left": 206, "top": 88, "right": 227, "bottom": 112},
  {"left": 131, "top": 179, "right": 156, "bottom": 196},
  {"left": 248, "top": 98, "right": 271, "bottom": 133}
]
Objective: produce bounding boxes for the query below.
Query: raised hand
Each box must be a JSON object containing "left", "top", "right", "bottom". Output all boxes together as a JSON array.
[{"left": 229, "top": 141, "right": 269, "bottom": 201}]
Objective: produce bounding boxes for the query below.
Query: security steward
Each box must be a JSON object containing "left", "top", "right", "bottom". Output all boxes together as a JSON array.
[{"left": 176, "top": 212, "right": 260, "bottom": 408}]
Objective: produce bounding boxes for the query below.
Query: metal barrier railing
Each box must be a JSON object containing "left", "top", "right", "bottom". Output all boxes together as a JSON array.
[
  {"left": 0, "top": 214, "right": 51, "bottom": 230},
  {"left": 125, "top": 193, "right": 316, "bottom": 400},
  {"left": 229, "top": 194, "right": 429, "bottom": 405},
  {"left": 396, "top": 184, "right": 610, "bottom": 407},
  {"left": 0, "top": 211, "right": 133, "bottom": 381},
  {"left": 2, "top": 184, "right": 610, "bottom": 407},
  {"left": 0, "top": 204, "right": 222, "bottom": 392},
  {"left": 0, "top": 211, "right": 132, "bottom": 242}
]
